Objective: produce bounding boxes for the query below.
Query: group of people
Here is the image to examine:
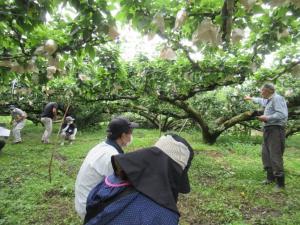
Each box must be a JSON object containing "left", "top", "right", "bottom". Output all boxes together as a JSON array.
[
  {"left": 74, "top": 83, "right": 288, "bottom": 224},
  {"left": 1, "top": 82, "right": 289, "bottom": 223},
  {"left": 4, "top": 102, "right": 77, "bottom": 146},
  {"left": 40, "top": 102, "right": 77, "bottom": 145}
]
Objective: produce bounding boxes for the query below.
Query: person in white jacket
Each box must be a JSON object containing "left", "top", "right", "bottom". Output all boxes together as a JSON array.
[
  {"left": 60, "top": 116, "right": 77, "bottom": 145},
  {"left": 74, "top": 117, "right": 138, "bottom": 220},
  {"left": 9, "top": 105, "right": 27, "bottom": 144}
]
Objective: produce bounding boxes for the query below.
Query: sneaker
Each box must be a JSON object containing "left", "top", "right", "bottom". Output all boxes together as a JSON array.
[
  {"left": 13, "top": 141, "right": 22, "bottom": 144},
  {"left": 60, "top": 142, "right": 64, "bottom": 146},
  {"left": 274, "top": 185, "right": 285, "bottom": 192},
  {"left": 262, "top": 179, "right": 274, "bottom": 185}
]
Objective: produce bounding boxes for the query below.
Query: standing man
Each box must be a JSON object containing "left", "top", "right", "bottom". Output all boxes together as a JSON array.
[
  {"left": 245, "top": 83, "right": 288, "bottom": 190},
  {"left": 9, "top": 105, "right": 27, "bottom": 144},
  {"left": 74, "top": 117, "right": 138, "bottom": 220},
  {"left": 41, "top": 102, "right": 60, "bottom": 144}
]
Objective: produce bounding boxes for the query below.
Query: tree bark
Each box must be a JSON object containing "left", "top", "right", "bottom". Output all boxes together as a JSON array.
[
  {"left": 158, "top": 96, "right": 220, "bottom": 144},
  {"left": 221, "top": 0, "right": 235, "bottom": 45}
]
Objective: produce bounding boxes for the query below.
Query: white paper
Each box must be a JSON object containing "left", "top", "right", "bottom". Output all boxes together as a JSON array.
[{"left": 0, "top": 127, "right": 10, "bottom": 137}]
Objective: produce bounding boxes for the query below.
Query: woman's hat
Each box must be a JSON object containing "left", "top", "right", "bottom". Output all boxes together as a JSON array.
[{"left": 66, "top": 116, "right": 75, "bottom": 122}]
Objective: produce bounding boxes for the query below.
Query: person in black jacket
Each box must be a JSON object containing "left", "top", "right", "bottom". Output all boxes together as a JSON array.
[
  {"left": 60, "top": 116, "right": 77, "bottom": 145},
  {"left": 0, "top": 140, "right": 5, "bottom": 151},
  {"left": 0, "top": 124, "right": 9, "bottom": 151},
  {"left": 41, "top": 102, "right": 59, "bottom": 144}
]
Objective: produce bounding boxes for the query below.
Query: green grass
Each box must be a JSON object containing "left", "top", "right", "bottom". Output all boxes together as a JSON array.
[{"left": 0, "top": 121, "right": 300, "bottom": 225}]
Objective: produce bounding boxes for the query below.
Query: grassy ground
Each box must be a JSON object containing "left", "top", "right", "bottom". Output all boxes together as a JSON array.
[{"left": 0, "top": 119, "right": 299, "bottom": 225}]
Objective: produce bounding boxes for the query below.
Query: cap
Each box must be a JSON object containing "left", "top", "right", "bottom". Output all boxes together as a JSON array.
[
  {"left": 107, "top": 117, "right": 138, "bottom": 138},
  {"left": 154, "top": 134, "right": 194, "bottom": 193},
  {"left": 66, "top": 116, "right": 75, "bottom": 122},
  {"left": 9, "top": 105, "right": 16, "bottom": 110}
]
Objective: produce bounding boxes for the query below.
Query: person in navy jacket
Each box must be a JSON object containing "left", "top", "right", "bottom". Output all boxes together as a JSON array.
[
  {"left": 84, "top": 133, "right": 194, "bottom": 225},
  {"left": 60, "top": 116, "right": 77, "bottom": 145}
]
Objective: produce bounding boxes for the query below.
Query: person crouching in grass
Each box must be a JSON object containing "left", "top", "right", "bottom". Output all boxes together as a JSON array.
[{"left": 60, "top": 116, "right": 77, "bottom": 145}]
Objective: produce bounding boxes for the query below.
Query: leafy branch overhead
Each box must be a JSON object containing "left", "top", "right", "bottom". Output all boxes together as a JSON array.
[{"left": 0, "top": 0, "right": 300, "bottom": 143}]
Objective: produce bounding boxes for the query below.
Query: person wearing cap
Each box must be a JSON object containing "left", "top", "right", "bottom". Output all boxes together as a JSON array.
[
  {"left": 60, "top": 116, "right": 77, "bottom": 145},
  {"left": 9, "top": 105, "right": 27, "bottom": 144},
  {"left": 74, "top": 117, "right": 138, "bottom": 220},
  {"left": 244, "top": 83, "right": 288, "bottom": 190},
  {"left": 40, "top": 102, "right": 63, "bottom": 144},
  {"left": 84, "top": 133, "right": 194, "bottom": 225}
]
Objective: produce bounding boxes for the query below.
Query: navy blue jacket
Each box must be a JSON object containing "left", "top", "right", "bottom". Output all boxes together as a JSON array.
[{"left": 85, "top": 175, "right": 179, "bottom": 225}]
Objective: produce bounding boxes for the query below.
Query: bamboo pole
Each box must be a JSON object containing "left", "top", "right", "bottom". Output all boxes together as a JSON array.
[{"left": 48, "top": 103, "right": 70, "bottom": 183}]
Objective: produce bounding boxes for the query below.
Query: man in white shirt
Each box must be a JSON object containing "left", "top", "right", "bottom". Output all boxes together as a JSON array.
[{"left": 74, "top": 117, "right": 138, "bottom": 220}]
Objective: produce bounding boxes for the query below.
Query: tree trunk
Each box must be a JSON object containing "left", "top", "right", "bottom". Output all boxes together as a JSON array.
[{"left": 202, "top": 131, "right": 219, "bottom": 145}]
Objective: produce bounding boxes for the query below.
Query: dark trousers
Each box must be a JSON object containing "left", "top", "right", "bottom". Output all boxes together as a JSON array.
[
  {"left": 0, "top": 140, "right": 5, "bottom": 151},
  {"left": 262, "top": 126, "right": 285, "bottom": 176}
]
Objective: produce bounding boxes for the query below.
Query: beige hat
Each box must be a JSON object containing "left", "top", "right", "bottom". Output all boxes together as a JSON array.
[{"left": 154, "top": 135, "right": 190, "bottom": 170}]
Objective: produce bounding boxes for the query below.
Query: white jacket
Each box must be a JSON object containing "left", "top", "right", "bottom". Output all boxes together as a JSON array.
[{"left": 75, "top": 141, "right": 119, "bottom": 219}]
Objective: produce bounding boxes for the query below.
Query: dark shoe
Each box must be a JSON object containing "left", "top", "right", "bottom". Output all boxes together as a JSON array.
[
  {"left": 262, "top": 170, "right": 275, "bottom": 185},
  {"left": 13, "top": 141, "right": 22, "bottom": 144},
  {"left": 275, "top": 175, "right": 285, "bottom": 188}
]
